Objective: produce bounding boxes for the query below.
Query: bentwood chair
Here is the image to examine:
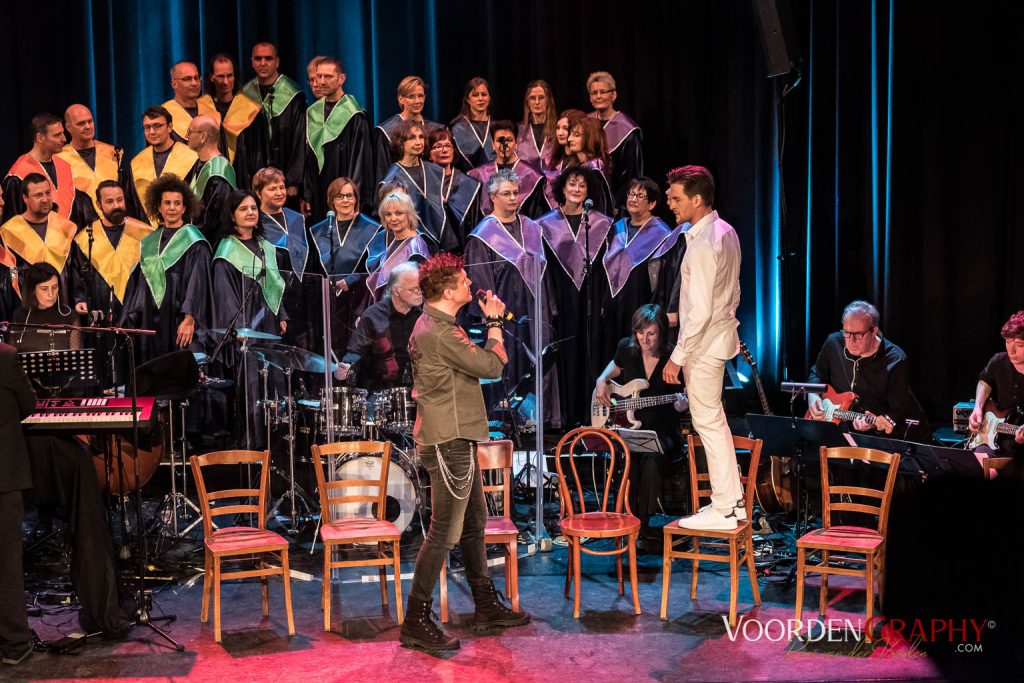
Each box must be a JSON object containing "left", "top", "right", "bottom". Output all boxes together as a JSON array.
[
  {"left": 980, "top": 455, "right": 1014, "bottom": 480},
  {"left": 794, "top": 446, "right": 900, "bottom": 640},
  {"left": 190, "top": 449, "right": 295, "bottom": 643},
  {"left": 440, "top": 440, "right": 519, "bottom": 622},
  {"left": 555, "top": 427, "right": 641, "bottom": 618},
  {"left": 661, "top": 435, "right": 763, "bottom": 627},
  {"left": 311, "top": 441, "right": 403, "bottom": 631}
]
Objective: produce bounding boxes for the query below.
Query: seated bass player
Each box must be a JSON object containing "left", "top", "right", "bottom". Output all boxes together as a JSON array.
[{"left": 806, "top": 300, "right": 931, "bottom": 441}]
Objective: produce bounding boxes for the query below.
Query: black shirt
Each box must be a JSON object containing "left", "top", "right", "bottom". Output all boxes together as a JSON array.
[
  {"left": 77, "top": 147, "right": 97, "bottom": 170},
  {"left": 153, "top": 147, "right": 172, "bottom": 177},
  {"left": 979, "top": 352, "right": 1024, "bottom": 457},
  {"left": 104, "top": 223, "right": 124, "bottom": 249},
  {"left": 613, "top": 337, "right": 681, "bottom": 430},
  {"left": 342, "top": 298, "right": 422, "bottom": 390},
  {"left": 40, "top": 160, "right": 57, "bottom": 187}
]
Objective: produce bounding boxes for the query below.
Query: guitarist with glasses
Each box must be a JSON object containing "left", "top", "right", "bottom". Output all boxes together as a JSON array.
[
  {"left": 806, "top": 300, "right": 930, "bottom": 442},
  {"left": 968, "top": 310, "right": 1024, "bottom": 457},
  {"left": 592, "top": 304, "right": 688, "bottom": 550}
]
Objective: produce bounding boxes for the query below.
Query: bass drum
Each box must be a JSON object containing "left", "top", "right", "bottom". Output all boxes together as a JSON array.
[{"left": 332, "top": 453, "right": 427, "bottom": 538}]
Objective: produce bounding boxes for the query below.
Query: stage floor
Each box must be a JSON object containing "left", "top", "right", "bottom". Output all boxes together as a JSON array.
[{"left": 10, "top": 538, "right": 966, "bottom": 683}]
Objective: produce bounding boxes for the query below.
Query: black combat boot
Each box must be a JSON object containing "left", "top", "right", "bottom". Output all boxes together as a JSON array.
[
  {"left": 469, "top": 580, "right": 531, "bottom": 634},
  {"left": 399, "top": 597, "right": 460, "bottom": 652}
]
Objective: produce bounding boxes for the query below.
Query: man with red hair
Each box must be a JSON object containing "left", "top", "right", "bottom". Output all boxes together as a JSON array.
[{"left": 969, "top": 310, "right": 1024, "bottom": 458}]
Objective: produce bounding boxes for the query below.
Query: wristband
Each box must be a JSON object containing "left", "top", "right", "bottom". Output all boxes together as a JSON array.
[
  {"left": 486, "top": 321, "right": 503, "bottom": 329},
  {"left": 484, "top": 315, "right": 504, "bottom": 324}
]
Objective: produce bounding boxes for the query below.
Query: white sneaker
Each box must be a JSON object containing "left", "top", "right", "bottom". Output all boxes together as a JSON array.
[
  {"left": 677, "top": 505, "right": 738, "bottom": 531},
  {"left": 734, "top": 499, "right": 748, "bottom": 522}
]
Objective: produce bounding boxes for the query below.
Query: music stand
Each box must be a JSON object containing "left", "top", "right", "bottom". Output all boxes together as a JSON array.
[
  {"left": 18, "top": 348, "right": 98, "bottom": 395},
  {"left": 849, "top": 433, "right": 984, "bottom": 481}
]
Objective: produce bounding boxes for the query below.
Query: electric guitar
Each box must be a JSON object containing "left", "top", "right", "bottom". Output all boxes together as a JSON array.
[
  {"left": 591, "top": 378, "right": 687, "bottom": 429},
  {"left": 966, "top": 399, "right": 1023, "bottom": 450},
  {"left": 806, "top": 385, "right": 895, "bottom": 434}
]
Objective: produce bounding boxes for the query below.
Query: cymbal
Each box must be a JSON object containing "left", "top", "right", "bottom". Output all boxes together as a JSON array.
[
  {"left": 252, "top": 342, "right": 338, "bottom": 373},
  {"left": 211, "top": 327, "right": 282, "bottom": 341}
]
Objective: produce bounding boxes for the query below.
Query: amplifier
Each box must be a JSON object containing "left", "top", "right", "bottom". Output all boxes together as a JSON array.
[{"left": 952, "top": 400, "right": 975, "bottom": 434}]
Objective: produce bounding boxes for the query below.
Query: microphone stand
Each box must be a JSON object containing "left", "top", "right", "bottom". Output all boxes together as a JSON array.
[{"left": 580, "top": 202, "right": 594, "bottom": 397}]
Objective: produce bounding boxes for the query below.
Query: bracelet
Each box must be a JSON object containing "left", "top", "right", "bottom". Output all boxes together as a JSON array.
[
  {"left": 484, "top": 315, "right": 504, "bottom": 324},
  {"left": 486, "top": 321, "right": 503, "bottom": 329}
]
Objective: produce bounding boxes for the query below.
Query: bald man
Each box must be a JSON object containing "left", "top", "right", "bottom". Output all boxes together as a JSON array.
[
  {"left": 163, "top": 61, "right": 221, "bottom": 144},
  {"left": 186, "top": 115, "right": 236, "bottom": 242},
  {"left": 56, "top": 104, "right": 143, "bottom": 221}
]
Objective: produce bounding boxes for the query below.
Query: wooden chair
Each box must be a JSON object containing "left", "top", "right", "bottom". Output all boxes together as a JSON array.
[
  {"left": 310, "top": 441, "right": 403, "bottom": 631},
  {"left": 661, "top": 435, "right": 763, "bottom": 626},
  {"left": 555, "top": 427, "right": 641, "bottom": 619},
  {"left": 190, "top": 449, "right": 295, "bottom": 643},
  {"left": 794, "top": 446, "right": 900, "bottom": 638},
  {"left": 439, "top": 440, "right": 519, "bottom": 623},
  {"left": 980, "top": 455, "right": 1014, "bottom": 480}
]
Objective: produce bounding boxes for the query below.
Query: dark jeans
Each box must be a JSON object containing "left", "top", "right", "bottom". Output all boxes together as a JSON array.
[
  {"left": 408, "top": 439, "right": 490, "bottom": 602},
  {"left": 0, "top": 490, "right": 33, "bottom": 654}
]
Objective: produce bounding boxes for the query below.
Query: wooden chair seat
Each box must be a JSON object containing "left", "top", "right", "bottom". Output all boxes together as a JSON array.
[
  {"left": 561, "top": 511, "right": 641, "bottom": 538},
  {"left": 206, "top": 527, "right": 289, "bottom": 554},
  {"left": 667, "top": 519, "right": 750, "bottom": 540},
  {"left": 797, "top": 525, "right": 883, "bottom": 551},
  {"left": 320, "top": 518, "right": 401, "bottom": 542},
  {"left": 485, "top": 516, "right": 518, "bottom": 536}
]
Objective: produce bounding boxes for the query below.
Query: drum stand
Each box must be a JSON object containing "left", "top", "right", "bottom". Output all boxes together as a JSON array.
[
  {"left": 150, "top": 399, "right": 203, "bottom": 544},
  {"left": 266, "top": 367, "right": 316, "bottom": 535}
]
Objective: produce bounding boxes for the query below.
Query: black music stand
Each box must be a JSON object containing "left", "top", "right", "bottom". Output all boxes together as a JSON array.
[
  {"left": 18, "top": 348, "right": 98, "bottom": 395},
  {"left": 849, "top": 433, "right": 984, "bottom": 481}
]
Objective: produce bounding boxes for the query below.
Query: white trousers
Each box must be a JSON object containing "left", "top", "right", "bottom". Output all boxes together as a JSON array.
[{"left": 683, "top": 355, "right": 743, "bottom": 511}]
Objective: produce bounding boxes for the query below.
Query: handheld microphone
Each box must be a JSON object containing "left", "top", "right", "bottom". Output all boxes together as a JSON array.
[{"left": 475, "top": 288, "right": 514, "bottom": 322}]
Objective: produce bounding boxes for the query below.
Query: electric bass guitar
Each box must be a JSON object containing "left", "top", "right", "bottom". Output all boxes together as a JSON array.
[
  {"left": 591, "top": 378, "right": 686, "bottom": 429},
  {"left": 805, "top": 385, "right": 895, "bottom": 434},
  {"left": 966, "top": 399, "right": 1023, "bottom": 450}
]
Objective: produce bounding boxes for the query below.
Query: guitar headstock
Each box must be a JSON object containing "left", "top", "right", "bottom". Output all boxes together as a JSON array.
[{"left": 738, "top": 339, "right": 756, "bottom": 368}]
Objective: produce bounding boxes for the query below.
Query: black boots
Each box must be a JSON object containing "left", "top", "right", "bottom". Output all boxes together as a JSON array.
[
  {"left": 469, "top": 580, "right": 531, "bottom": 634},
  {"left": 399, "top": 597, "right": 460, "bottom": 652}
]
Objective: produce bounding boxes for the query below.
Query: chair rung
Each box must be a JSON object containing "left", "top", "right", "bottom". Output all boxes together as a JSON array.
[
  {"left": 219, "top": 567, "right": 286, "bottom": 580},
  {"left": 829, "top": 485, "right": 884, "bottom": 499},
  {"left": 207, "top": 488, "right": 259, "bottom": 500},
  {"left": 207, "top": 505, "right": 261, "bottom": 519},
  {"left": 805, "top": 565, "right": 866, "bottom": 578}
]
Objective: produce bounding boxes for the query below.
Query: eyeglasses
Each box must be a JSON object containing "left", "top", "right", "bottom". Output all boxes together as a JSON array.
[
  {"left": 142, "top": 123, "right": 167, "bottom": 132},
  {"left": 175, "top": 75, "right": 201, "bottom": 83},
  {"left": 842, "top": 327, "right": 876, "bottom": 341},
  {"left": 431, "top": 143, "right": 453, "bottom": 151},
  {"left": 589, "top": 88, "right": 615, "bottom": 96},
  {"left": 627, "top": 191, "right": 648, "bottom": 200},
  {"left": 334, "top": 193, "right": 356, "bottom": 201},
  {"left": 402, "top": 286, "right": 422, "bottom": 294},
  {"left": 495, "top": 190, "right": 520, "bottom": 198}
]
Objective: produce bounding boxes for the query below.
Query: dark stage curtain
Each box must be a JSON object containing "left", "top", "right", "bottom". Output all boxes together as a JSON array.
[{"left": 1, "top": 0, "right": 1020, "bottom": 423}]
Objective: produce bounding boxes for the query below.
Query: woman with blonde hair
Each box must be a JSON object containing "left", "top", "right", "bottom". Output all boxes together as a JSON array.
[{"left": 365, "top": 190, "right": 433, "bottom": 301}]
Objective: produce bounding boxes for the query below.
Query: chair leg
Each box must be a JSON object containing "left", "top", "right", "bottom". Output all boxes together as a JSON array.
[
  {"left": 508, "top": 541, "right": 519, "bottom": 612},
  {"left": 261, "top": 559, "right": 270, "bottom": 617},
  {"left": 818, "top": 550, "right": 829, "bottom": 616},
  {"left": 323, "top": 542, "right": 332, "bottom": 632},
  {"left": 378, "top": 542, "right": 388, "bottom": 606},
  {"left": 616, "top": 537, "right": 624, "bottom": 596},
  {"left": 728, "top": 537, "right": 739, "bottom": 628},
  {"left": 439, "top": 558, "right": 449, "bottom": 623},
  {"left": 877, "top": 549, "right": 885, "bottom": 611},
  {"left": 281, "top": 550, "right": 295, "bottom": 637},
  {"left": 794, "top": 547, "right": 805, "bottom": 634},
  {"left": 660, "top": 533, "right": 672, "bottom": 621},
  {"left": 745, "top": 534, "right": 761, "bottom": 606},
  {"left": 573, "top": 539, "right": 582, "bottom": 619},
  {"left": 393, "top": 540, "right": 404, "bottom": 624},
  {"left": 201, "top": 551, "right": 212, "bottom": 623},
  {"left": 628, "top": 533, "right": 641, "bottom": 616},
  {"left": 564, "top": 539, "right": 573, "bottom": 599},
  {"left": 865, "top": 550, "right": 875, "bottom": 643},
  {"left": 690, "top": 554, "right": 700, "bottom": 600},
  {"left": 213, "top": 557, "right": 222, "bottom": 643}
]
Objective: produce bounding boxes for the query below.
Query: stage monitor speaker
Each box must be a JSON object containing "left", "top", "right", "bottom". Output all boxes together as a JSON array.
[{"left": 752, "top": 0, "right": 801, "bottom": 77}]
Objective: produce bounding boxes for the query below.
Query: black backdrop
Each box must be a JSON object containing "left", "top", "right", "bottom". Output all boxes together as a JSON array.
[{"left": 1, "top": 0, "right": 1021, "bottom": 422}]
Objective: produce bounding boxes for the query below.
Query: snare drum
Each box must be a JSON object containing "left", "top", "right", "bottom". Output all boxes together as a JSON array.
[
  {"left": 331, "top": 387, "right": 367, "bottom": 436},
  {"left": 372, "top": 387, "right": 416, "bottom": 432}
]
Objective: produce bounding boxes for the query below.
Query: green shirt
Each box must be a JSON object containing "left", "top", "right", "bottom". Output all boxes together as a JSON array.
[{"left": 409, "top": 304, "right": 507, "bottom": 446}]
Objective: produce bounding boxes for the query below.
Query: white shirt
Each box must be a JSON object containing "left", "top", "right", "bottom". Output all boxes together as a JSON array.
[{"left": 669, "top": 210, "right": 741, "bottom": 365}]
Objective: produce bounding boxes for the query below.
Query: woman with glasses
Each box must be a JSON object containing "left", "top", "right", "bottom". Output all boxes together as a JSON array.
[
  {"left": 450, "top": 77, "right": 496, "bottom": 171},
  {"left": 586, "top": 71, "right": 644, "bottom": 210},
  {"left": 517, "top": 80, "right": 558, "bottom": 170},
  {"left": 536, "top": 167, "right": 612, "bottom": 426},
  {"left": 366, "top": 190, "right": 433, "bottom": 302},
  {"left": 425, "top": 128, "right": 481, "bottom": 248}
]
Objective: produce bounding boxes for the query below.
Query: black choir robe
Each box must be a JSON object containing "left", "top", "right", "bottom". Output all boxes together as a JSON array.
[
  {"left": 464, "top": 214, "right": 560, "bottom": 428},
  {"left": 597, "top": 216, "right": 672, "bottom": 365},
  {"left": 440, "top": 168, "right": 482, "bottom": 251},
  {"left": 371, "top": 114, "right": 443, "bottom": 186},
  {"left": 260, "top": 209, "right": 310, "bottom": 350},
  {"left": 119, "top": 225, "right": 211, "bottom": 364},
  {"left": 189, "top": 155, "right": 237, "bottom": 245},
  {"left": 378, "top": 161, "right": 456, "bottom": 251},
  {"left": 590, "top": 111, "right": 644, "bottom": 210},
  {"left": 235, "top": 76, "right": 307, "bottom": 193},
  {"left": 537, "top": 208, "right": 613, "bottom": 427},
  {"left": 130, "top": 143, "right": 199, "bottom": 226},
  {"left": 57, "top": 142, "right": 145, "bottom": 222},
  {"left": 0, "top": 213, "right": 81, "bottom": 305},
  {"left": 450, "top": 116, "right": 496, "bottom": 171},
  {"left": 198, "top": 93, "right": 262, "bottom": 164},
  {"left": 309, "top": 212, "right": 379, "bottom": 357},
  {"left": 652, "top": 222, "right": 687, "bottom": 344},
  {"left": 303, "top": 94, "right": 375, "bottom": 218},
  {"left": 468, "top": 158, "right": 552, "bottom": 220},
  {"left": 365, "top": 230, "right": 433, "bottom": 303},
  {"left": 1, "top": 246, "right": 19, "bottom": 322}
]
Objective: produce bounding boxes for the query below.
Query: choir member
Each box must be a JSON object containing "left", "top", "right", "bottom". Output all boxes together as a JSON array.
[
  {"left": 378, "top": 120, "right": 452, "bottom": 250},
  {"left": 2, "top": 113, "right": 83, "bottom": 225},
  {"left": 587, "top": 71, "right": 644, "bottom": 209},
  {"left": 517, "top": 79, "right": 558, "bottom": 170},
  {"left": 425, "top": 127, "right": 481, "bottom": 246},
  {"left": 8, "top": 262, "right": 82, "bottom": 352},
  {"left": 162, "top": 61, "right": 220, "bottom": 145},
  {"left": 303, "top": 57, "right": 374, "bottom": 219},
  {"left": 450, "top": 77, "right": 496, "bottom": 171},
  {"left": 464, "top": 168, "right": 559, "bottom": 426},
  {"left": 308, "top": 177, "right": 380, "bottom": 357},
  {"left": 598, "top": 176, "right": 672, "bottom": 367},
  {"left": 366, "top": 190, "right": 433, "bottom": 301},
  {"left": 373, "top": 75, "right": 442, "bottom": 184},
  {"left": 306, "top": 55, "right": 328, "bottom": 99},
  {"left": 566, "top": 117, "right": 614, "bottom": 215},
  {"left": 58, "top": 104, "right": 142, "bottom": 221},
  {"left": 468, "top": 120, "right": 550, "bottom": 219},
  {"left": 186, "top": 115, "right": 236, "bottom": 243},
  {"left": 199, "top": 54, "right": 262, "bottom": 164},
  {"left": 548, "top": 109, "right": 586, "bottom": 177},
  {"left": 130, "top": 106, "right": 198, "bottom": 226},
  {"left": 236, "top": 42, "right": 307, "bottom": 199},
  {"left": 120, "top": 174, "right": 211, "bottom": 363},
  {"left": 537, "top": 166, "right": 613, "bottom": 426},
  {"left": 0, "top": 197, "right": 18, "bottom": 321}
]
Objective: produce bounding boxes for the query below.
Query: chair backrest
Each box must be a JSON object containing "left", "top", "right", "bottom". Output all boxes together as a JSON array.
[
  {"left": 819, "top": 446, "right": 901, "bottom": 535},
  {"left": 310, "top": 440, "right": 393, "bottom": 525},
  {"left": 190, "top": 450, "right": 271, "bottom": 535},
  {"left": 686, "top": 434, "right": 763, "bottom": 519},
  {"left": 477, "top": 440, "right": 514, "bottom": 520},
  {"left": 980, "top": 456, "right": 1014, "bottom": 481},
  {"left": 554, "top": 427, "right": 632, "bottom": 518}
]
